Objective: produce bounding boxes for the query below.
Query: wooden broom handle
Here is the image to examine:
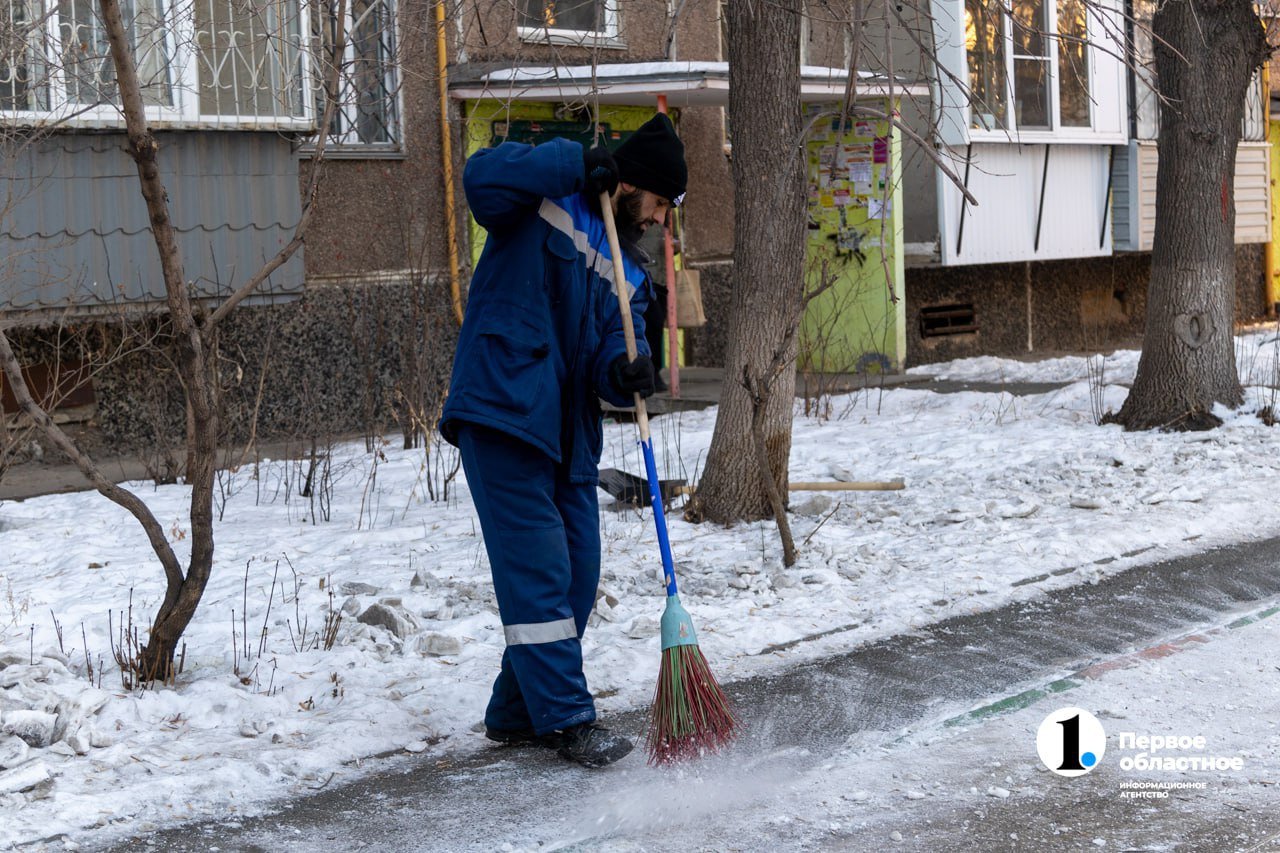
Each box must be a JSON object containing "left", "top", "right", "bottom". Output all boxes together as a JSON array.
[{"left": 599, "top": 190, "right": 652, "bottom": 443}]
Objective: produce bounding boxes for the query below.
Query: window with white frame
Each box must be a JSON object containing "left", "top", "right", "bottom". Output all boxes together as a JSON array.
[
  {"left": 1, "top": 0, "right": 310, "bottom": 128},
  {"left": 518, "top": 0, "right": 618, "bottom": 44},
  {"left": 194, "top": 0, "right": 306, "bottom": 118},
  {"left": 799, "top": 7, "right": 808, "bottom": 65},
  {"left": 58, "top": 0, "right": 173, "bottom": 106},
  {"left": 314, "top": 0, "right": 399, "bottom": 148},
  {"left": 2, "top": 0, "right": 50, "bottom": 111},
  {"left": 964, "top": 0, "right": 1093, "bottom": 132}
]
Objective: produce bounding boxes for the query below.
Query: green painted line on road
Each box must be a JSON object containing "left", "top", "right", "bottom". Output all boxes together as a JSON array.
[
  {"left": 944, "top": 678, "right": 1081, "bottom": 728},
  {"left": 1228, "top": 604, "right": 1280, "bottom": 630},
  {"left": 939, "top": 600, "right": 1280, "bottom": 732}
]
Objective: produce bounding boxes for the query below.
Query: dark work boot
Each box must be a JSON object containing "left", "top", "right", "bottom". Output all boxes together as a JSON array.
[
  {"left": 484, "top": 725, "right": 562, "bottom": 749},
  {"left": 556, "top": 723, "right": 634, "bottom": 768}
]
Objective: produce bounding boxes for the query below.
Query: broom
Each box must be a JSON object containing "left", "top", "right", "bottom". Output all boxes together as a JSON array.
[{"left": 598, "top": 189, "right": 738, "bottom": 765}]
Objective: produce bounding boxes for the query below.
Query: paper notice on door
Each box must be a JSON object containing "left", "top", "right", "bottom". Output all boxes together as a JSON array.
[
  {"left": 847, "top": 161, "right": 873, "bottom": 184},
  {"left": 868, "top": 198, "right": 891, "bottom": 219}
]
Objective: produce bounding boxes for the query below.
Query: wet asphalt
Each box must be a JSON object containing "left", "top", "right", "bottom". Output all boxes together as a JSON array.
[{"left": 101, "top": 535, "right": 1280, "bottom": 852}]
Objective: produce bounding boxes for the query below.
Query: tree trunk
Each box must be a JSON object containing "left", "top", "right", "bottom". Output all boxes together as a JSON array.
[
  {"left": 100, "top": 0, "right": 219, "bottom": 676},
  {"left": 1113, "top": 0, "right": 1268, "bottom": 431},
  {"left": 688, "top": 0, "right": 807, "bottom": 523}
]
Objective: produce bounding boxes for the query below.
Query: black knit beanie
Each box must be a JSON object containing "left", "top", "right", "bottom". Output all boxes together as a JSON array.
[{"left": 613, "top": 113, "right": 687, "bottom": 206}]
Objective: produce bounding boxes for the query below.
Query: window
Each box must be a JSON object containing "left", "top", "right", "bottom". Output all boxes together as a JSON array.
[
  {"left": 195, "top": 0, "right": 306, "bottom": 119},
  {"left": 964, "top": 0, "right": 1093, "bottom": 133},
  {"left": 718, "top": 0, "right": 727, "bottom": 60},
  {"left": 1056, "top": 0, "right": 1089, "bottom": 127},
  {"left": 799, "top": 6, "right": 808, "bottom": 65},
  {"left": 317, "top": 0, "right": 399, "bottom": 148},
  {"left": 59, "top": 0, "right": 172, "bottom": 107},
  {"left": 1, "top": 0, "right": 310, "bottom": 128},
  {"left": 965, "top": 0, "right": 1006, "bottom": 129},
  {"left": 518, "top": 0, "right": 618, "bottom": 45},
  {"left": 2, "top": 0, "right": 50, "bottom": 111}
]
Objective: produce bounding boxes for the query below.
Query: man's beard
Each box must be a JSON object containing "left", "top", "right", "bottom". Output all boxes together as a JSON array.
[{"left": 613, "top": 188, "right": 648, "bottom": 250}]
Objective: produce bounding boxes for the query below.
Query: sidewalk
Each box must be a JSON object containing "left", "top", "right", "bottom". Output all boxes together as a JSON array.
[
  {"left": 2, "top": 367, "right": 1079, "bottom": 503},
  {"left": 601, "top": 364, "right": 1083, "bottom": 417},
  {"left": 109, "top": 535, "right": 1280, "bottom": 852},
  {"left": 0, "top": 435, "right": 361, "bottom": 502}
]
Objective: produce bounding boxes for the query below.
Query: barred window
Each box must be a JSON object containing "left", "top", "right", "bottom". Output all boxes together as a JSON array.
[
  {"left": 58, "top": 0, "right": 172, "bottom": 106},
  {"left": 1, "top": 0, "right": 311, "bottom": 129},
  {"left": 195, "top": 0, "right": 306, "bottom": 119},
  {"left": 1, "top": 0, "right": 49, "bottom": 111},
  {"left": 319, "top": 0, "right": 398, "bottom": 148}
]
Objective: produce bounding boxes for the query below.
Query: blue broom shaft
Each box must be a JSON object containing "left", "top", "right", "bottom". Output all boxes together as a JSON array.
[
  {"left": 640, "top": 437, "right": 679, "bottom": 597},
  {"left": 597, "top": 190, "right": 679, "bottom": 597}
]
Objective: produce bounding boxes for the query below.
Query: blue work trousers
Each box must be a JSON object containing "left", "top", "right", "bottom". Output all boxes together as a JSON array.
[{"left": 457, "top": 424, "right": 601, "bottom": 735}]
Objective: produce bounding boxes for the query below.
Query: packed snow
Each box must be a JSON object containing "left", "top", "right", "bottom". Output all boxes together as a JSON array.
[{"left": 5, "top": 329, "right": 1280, "bottom": 849}]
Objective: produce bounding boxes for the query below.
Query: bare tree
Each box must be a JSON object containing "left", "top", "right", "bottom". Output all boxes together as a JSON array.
[
  {"left": 1111, "top": 0, "right": 1271, "bottom": 430},
  {"left": 0, "top": 0, "right": 350, "bottom": 681}
]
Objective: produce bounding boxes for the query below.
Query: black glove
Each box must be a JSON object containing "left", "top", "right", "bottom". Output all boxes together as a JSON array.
[
  {"left": 584, "top": 146, "right": 619, "bottom": 197},
  {"left": 609, "top": 354, "right": 656, "bottom": 399}
]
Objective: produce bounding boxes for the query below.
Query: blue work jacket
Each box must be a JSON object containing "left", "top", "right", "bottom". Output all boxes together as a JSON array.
[{"left": 440, "top": 138, "right": 651, "bottom": 485}]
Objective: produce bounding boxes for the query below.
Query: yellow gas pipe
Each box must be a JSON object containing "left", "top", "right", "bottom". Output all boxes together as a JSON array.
[
  {"left": 1264, "top": 60, "right": 1279, "bottom": 317},
  {"left": 436, "top": 0, "right": 464, "bottom": 325}
]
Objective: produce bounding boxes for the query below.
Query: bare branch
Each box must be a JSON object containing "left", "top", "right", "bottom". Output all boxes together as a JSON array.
[
  {"left": 853, "top": 103, "right": 979, "bottom": 206},
  {"left": 0, "top": 326, "right": 185, "bottom": 592},
  {"left": 742, "top": 364, "right": 797, "bottom": 567},
  {"left": 664, "top": 0, "right": 691, "bottom": 60},
  {"left": 209, "top": 0, "right": 351, "bottom": 327}
]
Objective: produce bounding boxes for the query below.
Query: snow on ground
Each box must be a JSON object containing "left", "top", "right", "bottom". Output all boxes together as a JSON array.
[
  {"left": 4, "top": 329, "right": 1280, "bottom": 848},
  {"left": 905, "top": 350, "right": 1138, "bottom": 384},
  {"left": 807, "top": 607, "right": 1280, "bottom": 850},
  {"left": 566, "top": 597, "right": 1280, "bottom": 851}
]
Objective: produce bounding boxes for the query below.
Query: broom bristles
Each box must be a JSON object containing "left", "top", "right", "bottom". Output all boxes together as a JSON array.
[{"left": 645, "top": 643, "right": 738, "bottom": 765}]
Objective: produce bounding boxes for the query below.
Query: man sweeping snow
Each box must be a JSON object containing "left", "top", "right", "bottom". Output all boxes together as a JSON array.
[{"left": 439, "top": 114, "right": 687, "bottom": 768}]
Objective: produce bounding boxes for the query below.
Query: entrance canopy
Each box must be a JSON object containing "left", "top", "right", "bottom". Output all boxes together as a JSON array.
[{"left": 448, "top": 61, "right": 928, "bottom": 106}]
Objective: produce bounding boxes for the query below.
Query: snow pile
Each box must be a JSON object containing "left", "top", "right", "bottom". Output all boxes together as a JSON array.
[
  {"left": 906, "top": 349, "right": 1143, "bottom": 384},
  {"left": 3, "top": 330, "right": 1280, "bottom": 847}
]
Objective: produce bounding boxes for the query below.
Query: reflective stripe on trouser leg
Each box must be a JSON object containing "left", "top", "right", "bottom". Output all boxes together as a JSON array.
[
  {"left": 457, "top": 425, "right": 597, "bottom": 735},
  {"left": 504, "top": 617, "right": 577, "bottom": 646}
]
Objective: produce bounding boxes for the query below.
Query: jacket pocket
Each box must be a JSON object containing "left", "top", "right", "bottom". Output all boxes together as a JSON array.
[
  {"left": 471, "top": 307, "right": 551, "bottom": 418},
  {"left": 546, "top": 228, "right": 578, "bottom": 261}
]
